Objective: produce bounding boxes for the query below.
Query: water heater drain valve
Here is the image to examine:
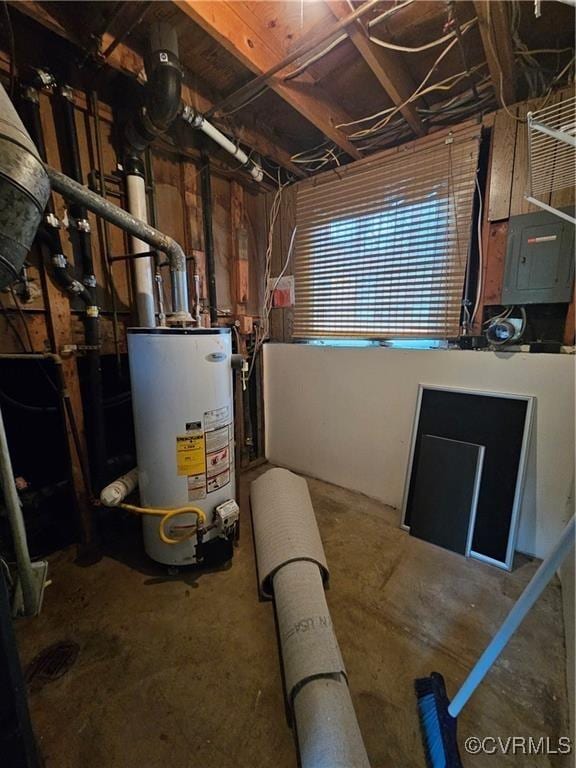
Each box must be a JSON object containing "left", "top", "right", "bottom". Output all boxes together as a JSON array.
[{"left": 215, "top": 499, "right": 240, "bottom": 535}]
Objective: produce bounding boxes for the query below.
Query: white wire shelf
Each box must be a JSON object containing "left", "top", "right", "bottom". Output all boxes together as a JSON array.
[{"left": 526, "top": 95, "right": 576, "bottom": 224}]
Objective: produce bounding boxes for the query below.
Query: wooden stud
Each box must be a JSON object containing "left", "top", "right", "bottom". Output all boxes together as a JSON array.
[
  {"left": 39, "top": 255, "right": 95, "bottom": 548},
  {"left": 474, "top": 1, "right": 516, "bottom": 108},
  {"left": 38, "top": 83, "right": 95, "bottom": 547},
  {"left": 268, "top": 188, "right": 284, "bottom": 343},
  {"left": 487, "top": 107, "right": 517, "bottom": 221},
  {"left": 481, "top": 221, "right": 509, "bottom": 307},
  {"left": 510, "top": 100, "right": 541, "bottom": 217},
  {"left": 230, "top": 181, "right": 250, "bottom": 318},
  {"left": 279, "top": 186, "right": 296, "bottom": 343}
]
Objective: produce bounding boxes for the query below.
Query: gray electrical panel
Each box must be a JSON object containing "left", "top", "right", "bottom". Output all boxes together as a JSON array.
[{"left": 501, "top": 209, "right": 575, "bottom": 305}]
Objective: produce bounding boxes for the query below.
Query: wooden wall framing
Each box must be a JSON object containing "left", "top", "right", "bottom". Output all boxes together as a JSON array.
[{"left": 0, "top": 50, "right": 269, "bottom": 548}]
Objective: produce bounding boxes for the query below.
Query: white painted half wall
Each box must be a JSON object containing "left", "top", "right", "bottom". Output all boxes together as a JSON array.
[{"left": 264, "top": 344, "right": 575, "bottom": 558}]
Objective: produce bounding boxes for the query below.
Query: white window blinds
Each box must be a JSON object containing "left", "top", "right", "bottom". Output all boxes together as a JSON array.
[{"left": 293, "top": 125, "right": 481, "bottom": 339}]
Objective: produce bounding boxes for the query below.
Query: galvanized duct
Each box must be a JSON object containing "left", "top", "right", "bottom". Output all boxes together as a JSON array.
[
  {"left": 0, "top": 82, "right": 50, "bottom": 288},
  {"left": 250, "top": 468, "right": 370, "bottom": 768}
]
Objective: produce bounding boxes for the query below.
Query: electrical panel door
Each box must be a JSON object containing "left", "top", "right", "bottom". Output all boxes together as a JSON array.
[{"left": 502, "top": 209, "right": 575, "bottom": 305}]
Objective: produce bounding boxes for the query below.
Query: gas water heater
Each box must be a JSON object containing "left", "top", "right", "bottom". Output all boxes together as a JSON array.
[{"left": 127, "top": 327, "right": 239, "bottom": 566}]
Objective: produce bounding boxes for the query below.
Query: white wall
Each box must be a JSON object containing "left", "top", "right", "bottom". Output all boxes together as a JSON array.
[{"left": 264, "top": 344, "right": 575, "bottom": 558}]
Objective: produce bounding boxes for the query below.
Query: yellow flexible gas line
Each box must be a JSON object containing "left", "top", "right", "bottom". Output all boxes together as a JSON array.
[{"left": 119, "top": 503, "right": 207, "bottom": 545}]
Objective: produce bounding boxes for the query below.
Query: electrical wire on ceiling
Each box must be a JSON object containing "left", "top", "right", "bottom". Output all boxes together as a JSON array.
[
  {"left": 290, "top": 151, "right": 342, "bottom": 175},
  {"left": 288, "top": 60, "right": 489, "bottom": 170},
  {"left": 417, "top": 75, "right": 491, "bottom": 114},
  {"left": 418, "top": 75, "right": 497, "bottom": 126},
  {"left": 282, "top": 0, "right": 414, "bottom": 82},
  {"left": 368, "top": 16, "right": 477, "bottom": 53},
  {"left": 339, "top": 59, "right": 487, "bottom": 142},
  {"left": 218, "top": 85, "right": 270, "bottom": 117},
  {"left": 207, "top": 0, "right": 386, "bottom": 119},
  {"left": 366, "top": 0, "right": 414, "bottom": 30},
  {"left": 291, "top": 140, "right": 343, "bottom": 171},
  {"left": 484, "top": 1, "right": 575, "bottom": 121},
  {"left": 283, "top": 1, "right": 472, "bottom": 83},
  {"left": 350, "top": 28, "right": 478, "bottom": 138},
  {"left": 354, "top": 118, "right": 412, "bottom": 152},
  {"left": 286, "top": 0, "right": 572, "bottom": 173},
  {"left": 284, "top": 35, "right": 348, "bottom": 81},
  {"left": 509, "top": 0, "right": 574, "bottom": 100}
]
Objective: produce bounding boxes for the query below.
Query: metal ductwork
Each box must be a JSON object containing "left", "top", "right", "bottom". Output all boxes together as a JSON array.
[
  {"left": 0, "top": 82, "right": 50, "bottom": 288},
  {"left": 250, "top": 468, "right": 370, "bottom": 768}
]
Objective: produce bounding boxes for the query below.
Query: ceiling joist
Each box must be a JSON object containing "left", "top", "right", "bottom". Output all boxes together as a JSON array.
[
  {"left": 174, "top": 0, "right": 363, "bottom": 160},
  {"left": 473, "top": 0, "right": 516, "bottom": 107},
  {"left": 326, "top": 1, "right": 426, "bottom": 137}
]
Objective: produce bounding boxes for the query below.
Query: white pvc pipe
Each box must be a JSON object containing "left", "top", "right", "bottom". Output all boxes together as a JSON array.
[
  {"left": 448, "top": 515, "right": 576, "bottom": 717},
  {"left": 189, "top": 113, "right": 264, "bottom": 183},
  {"left": 200, "top": 120, "right": 263, "bottom": 182},
  {"left": 100, "top": 467, "right": 139, "bottom": 507},
  {"left": 126, "top": 174, "right": 156, "bottom": 327},
  {"left": 0, "top": 405, "right": 36, "bottom": 615}
]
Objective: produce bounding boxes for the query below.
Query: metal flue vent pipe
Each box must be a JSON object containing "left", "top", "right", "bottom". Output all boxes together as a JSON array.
[
  {"left": 0, "top": 82, "right": 50, "bottom": 288},
  {"left": 250, "top": 468, "right": 370, "bottom": 768},
  {"left": 46, "top": 166, "right": 191, "bottom": 322}
]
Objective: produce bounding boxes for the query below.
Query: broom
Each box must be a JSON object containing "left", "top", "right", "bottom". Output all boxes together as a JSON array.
[{"left": 415, "top": 515, "right": 575, "bottom": 768}]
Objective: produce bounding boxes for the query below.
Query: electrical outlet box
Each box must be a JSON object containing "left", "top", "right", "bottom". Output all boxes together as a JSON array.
[{"left": 501, "top": 209, "right": 575, "bottom": 305}]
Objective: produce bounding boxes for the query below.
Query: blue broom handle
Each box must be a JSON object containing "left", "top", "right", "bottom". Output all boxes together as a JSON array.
[{"left": 449, "top": 516, "right": 575, "bottom": 718}]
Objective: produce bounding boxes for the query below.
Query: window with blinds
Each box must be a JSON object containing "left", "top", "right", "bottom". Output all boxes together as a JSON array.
[{"left": 293, "top": 125, "right": 481, "bottom": 340}]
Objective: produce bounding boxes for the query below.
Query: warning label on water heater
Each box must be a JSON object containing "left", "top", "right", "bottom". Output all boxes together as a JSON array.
[
  {"left": 204, "top": 408, "right": 231, "bottom": 494},
  {"left": 176, "top": 425, "right": 208, "bottom": 501},
  {"left": 187, "top": 474, "right": 206, "bottom": 501},
  {"left": 176, "top": 432, "right": 206, "bottom": 477},
  {"left": 204, "top": 406, "right": 230, "bottom": 431}
]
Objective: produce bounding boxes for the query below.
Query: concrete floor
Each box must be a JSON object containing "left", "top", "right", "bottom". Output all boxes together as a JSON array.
[{"left": 15, "top": 465, "right": 570, "bottom": 767}]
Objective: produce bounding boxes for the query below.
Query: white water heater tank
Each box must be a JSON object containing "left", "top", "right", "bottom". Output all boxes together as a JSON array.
[{"left": 127, "top": 327, "right": 236, "bottom": 565}]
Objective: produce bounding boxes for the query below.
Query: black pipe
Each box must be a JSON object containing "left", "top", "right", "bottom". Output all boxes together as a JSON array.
[
  {"left": 18, "top": 83, "right": 93, "bottom": 307},
  {"left": 18, "top": 84, "right": 106, "bottom": 495},
  {"left": 17, "top": 85, "right": 81, "bottom": 300},
  {"left": 58, "top": 87, "right": 96, "bottom": 286},
  {"left": 50, "top": 84, "right": 106, "bottom": 494},
  {"left": 200, "top": 151, "right": 218, "bottom": 326},
  {"left": 124, "top": 23, "right": 183, "bottom": 160}
]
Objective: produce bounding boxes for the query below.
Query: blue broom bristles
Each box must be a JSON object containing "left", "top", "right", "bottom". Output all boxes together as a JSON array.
[{"left": 415, "top": 672, "right": 463, "bottom": 768}]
